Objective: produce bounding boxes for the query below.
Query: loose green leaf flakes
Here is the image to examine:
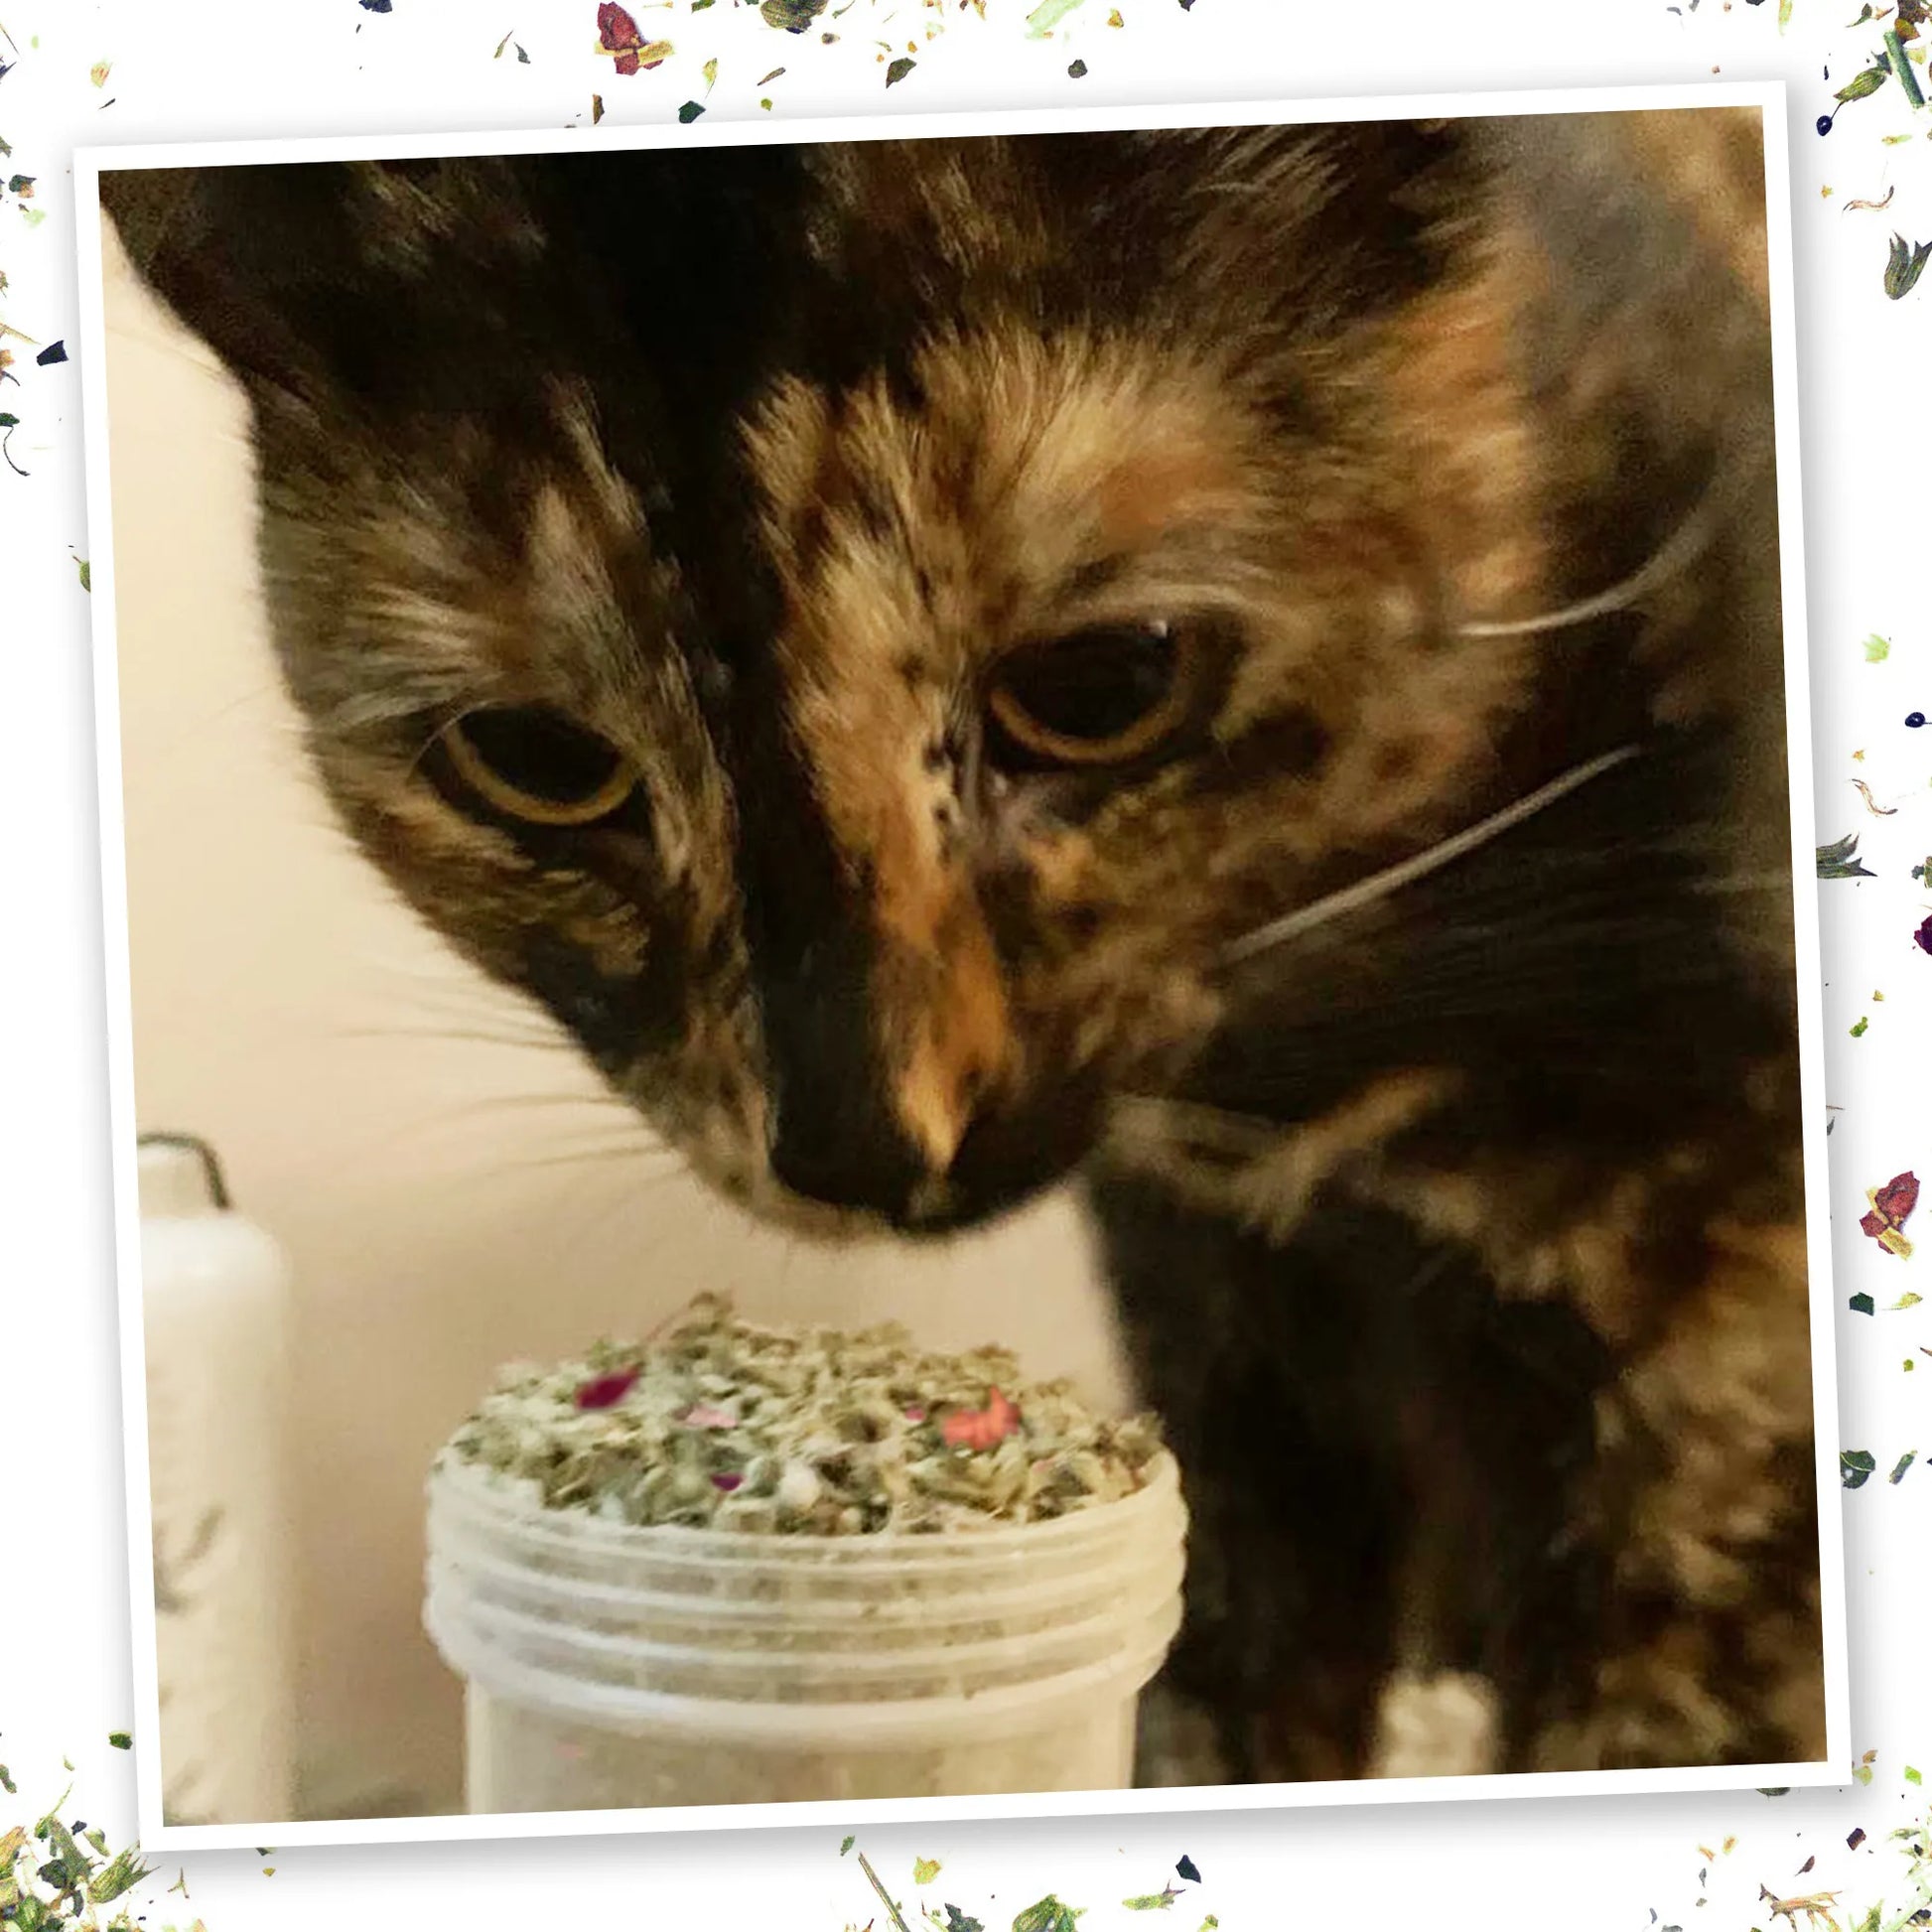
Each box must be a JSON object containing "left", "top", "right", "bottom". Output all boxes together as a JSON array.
[
  {"left": 1818, "top": 833, "right": 1877, "bottom": 879},
  {"left": 1885, "top": 232, "right": 1932, "bottom": 299}
]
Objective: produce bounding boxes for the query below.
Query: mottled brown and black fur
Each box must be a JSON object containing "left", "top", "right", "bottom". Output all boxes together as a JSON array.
[{"left": 102, "top": 106, "right": 1825, "bottom": 1781}]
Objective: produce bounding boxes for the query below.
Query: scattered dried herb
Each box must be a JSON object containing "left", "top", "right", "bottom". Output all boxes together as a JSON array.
[
  {"left": 1852, "top": 1016, "right": 1870, "bottom": 1036},
  {"left": 1861, "top": 1172, "right": 1919, "bottom": 1258},
  {"left": 1819, "top": 833, "right": 1877, "bottom": 879},
  {"left": 1889, "top": 1450, "right": 1917, "bottom": 1483},
  {"left": 914, "top": 1860, "right": 942, "bottom": 1885},
  {"left": 1846, "top": 187, "right": 1897, "bottom": 210},
  {"left": 886, "top": 55, "right": 915, "bottom": 83},
  {"left": 1124, "top": 1887, "right": 1181, "bottom": 1909},
  {"left": 0, "top": 1772, "right": 158, "bottom": 1931},
  {"left": 1759, "top": 1885, "right": 1846, "bottom": 1928},
  {"left": 841, "top": 1837, "right": 855, "bottom": 1856},
  {"left": 444, "top": 1294, "right": 1163, "bottom": 1533},
  {"left": 1067, "top": 58, "right": 1087, "bottom": 75},
  {"left": 1852, "top": 776, "right": 1899, "bottom": 816},
  {"left": 677, "top": 99, "right": 706, "bottom": 120},
  {"left": 1026, "top": 0, "right": 1088, "bottom": 33},
  {"left": 1841, "top": 62, "right": 1892, "bottom": 102},
  {"left": 1851, "top": 1829, "right": 1868, "bottom": 1850},
  {"left": 1853, "top": 1293, "right": 1876, "bottom": 1315},
  {"left": 1915, "top": 912, "right": 1932, "bottom": 955},
  {"left": 1175, "top": 1858, "right": 1201, "bottom": 1884},
  {"left": 1864, "top": 633, "right": 1892, "bottom": 661},
  {"left": 1885, "top": 232, "right": 1932, "bottom": 297},
  {"left": 1013, "top": 1899, "right": 1084, "bottom": 1932},
  {"left": 944, "top": 1911, "right": 987, "bottom": 1932},
  {"left": 858, "top": 1852, "right": 914, "bottom": 1932},
  {"left": 1843, "top": 1449, "right": 1878, "bottom": 1488},
  {"left": 597, "top": 2, "right": 658, "bottom": 73},
  {"left": 761, "top": 0, "right": 828, "bottom": 26},
  {"left": 1887, "top": 24, "right": 1929, "bottom": 102}
]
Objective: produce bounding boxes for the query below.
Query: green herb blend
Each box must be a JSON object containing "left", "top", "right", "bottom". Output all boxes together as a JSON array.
[{"left": 441, "top": 1294, "right": 1165, "bottom": 1535}]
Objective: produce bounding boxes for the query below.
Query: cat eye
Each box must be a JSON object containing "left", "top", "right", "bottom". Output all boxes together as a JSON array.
[
  {"left": 986, "top": 621, "right": 1199, "bottom": 770},
  {"left": 437, "top": 706, "right": 638, "bottom": 827}
]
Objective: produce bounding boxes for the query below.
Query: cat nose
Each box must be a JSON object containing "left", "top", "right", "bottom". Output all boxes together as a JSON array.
[{"left": 765, "top": 1105, "right": 933, "bottom": 1220}]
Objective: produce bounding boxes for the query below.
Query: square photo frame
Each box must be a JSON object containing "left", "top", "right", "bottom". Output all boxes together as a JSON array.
[{"left": 73, "top": 78, "right": 1848, "bottom": 1854}]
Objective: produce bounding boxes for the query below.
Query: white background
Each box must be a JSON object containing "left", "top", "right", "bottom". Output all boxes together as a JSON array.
[{"left": 3, "top": 1, "right": 1929, "bottom": 1927}]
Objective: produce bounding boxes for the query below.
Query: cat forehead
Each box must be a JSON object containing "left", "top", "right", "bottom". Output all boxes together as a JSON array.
[{"left": 743, "top": 324, "right": 1259, "bottom": 680}]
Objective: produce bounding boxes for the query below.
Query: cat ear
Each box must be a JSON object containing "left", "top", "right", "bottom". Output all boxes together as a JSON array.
[
  {"left": 101, "top": 165, "right": 338, "bottom": 393},
  {"left": 1109, "top": 118, "right": 1487, "bottom": 322},
  {"left": 98, "top": 159, "right": 544, "bottom": 399}
]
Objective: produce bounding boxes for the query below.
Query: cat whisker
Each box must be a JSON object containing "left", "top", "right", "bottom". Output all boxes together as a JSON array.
[
  {"left": 492, "top": 1141, "right": 686, "bottom": 1175},
  {"left": 1454, "top": 496, "right": 1718, "bottom": 640},
  {"left": 1220, "top": 744, "right": 1643, "bottom": 967},
  {"left": 544, "top": 1157, "right": 704, "bottom": 1269},
  {"left": 332, "top": 1023, "right": 577, "bottom": 1055}
]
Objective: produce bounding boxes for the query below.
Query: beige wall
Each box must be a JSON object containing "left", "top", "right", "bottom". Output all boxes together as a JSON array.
[{"left": 101, "top": 231, "right": 1130, "bottom": 1822}]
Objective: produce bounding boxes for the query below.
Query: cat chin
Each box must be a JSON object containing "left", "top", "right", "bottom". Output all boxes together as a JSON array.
[{"left": 673, "top": 1137, "right": 1070, "bottom": 1247}]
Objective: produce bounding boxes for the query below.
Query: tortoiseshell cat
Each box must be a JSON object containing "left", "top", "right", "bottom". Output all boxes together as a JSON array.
[{"left": 102, "top": 104, "right": 1826, "bottom": 1782}]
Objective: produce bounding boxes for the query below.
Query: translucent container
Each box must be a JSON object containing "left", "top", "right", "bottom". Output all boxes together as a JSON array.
[{"left": 424, "top": 1449, "right": 1186, "bottom": 1811}]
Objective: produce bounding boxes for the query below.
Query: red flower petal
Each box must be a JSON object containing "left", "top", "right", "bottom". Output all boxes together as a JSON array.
[
  {"left": 597, "top": 1, "right": 644, "bottom": 53},
  {"left": 1861, "top": 1171, "right": 1919, "bottom": 1257},
  {"left": 1873, "top": 1171, "right": 1920, "bottom": 1225},
  {"left": 1916, "top": 912, "right": 1932, "bottom": 956},
  {"left": 941, "top": 1386, "right": 1021, "bottom": 1451},
  {"left": 575, "top": 1367, "right": 640, "bottom": 1410}
]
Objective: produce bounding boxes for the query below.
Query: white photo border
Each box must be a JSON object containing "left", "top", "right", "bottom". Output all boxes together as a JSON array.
[{"left": 70, "top": 74, "right": 1850, "bottom": 1855}]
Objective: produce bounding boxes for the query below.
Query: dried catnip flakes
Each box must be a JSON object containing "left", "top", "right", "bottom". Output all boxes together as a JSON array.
[{"left": 441, "top": 1294, "right": 1164, "bottom": 1534}]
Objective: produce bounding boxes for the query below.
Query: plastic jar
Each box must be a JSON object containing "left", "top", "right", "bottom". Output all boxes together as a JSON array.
[{"left": 424, "top": 1449, "right": 1186, "bottom": 1812}]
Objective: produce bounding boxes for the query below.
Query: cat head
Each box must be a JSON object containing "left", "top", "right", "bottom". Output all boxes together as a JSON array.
[{"left": 99, "top": 120, "right": 1761, "bottom": 1237}]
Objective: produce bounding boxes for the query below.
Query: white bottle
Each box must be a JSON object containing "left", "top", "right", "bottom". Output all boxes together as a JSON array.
[{"left": 138, "top": 1133, "right": 296, "bottom": 1827}]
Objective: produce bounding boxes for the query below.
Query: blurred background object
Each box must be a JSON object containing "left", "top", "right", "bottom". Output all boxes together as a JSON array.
[{"left": 139, "top": 1132, "right": 296, "bottom": 1826}]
